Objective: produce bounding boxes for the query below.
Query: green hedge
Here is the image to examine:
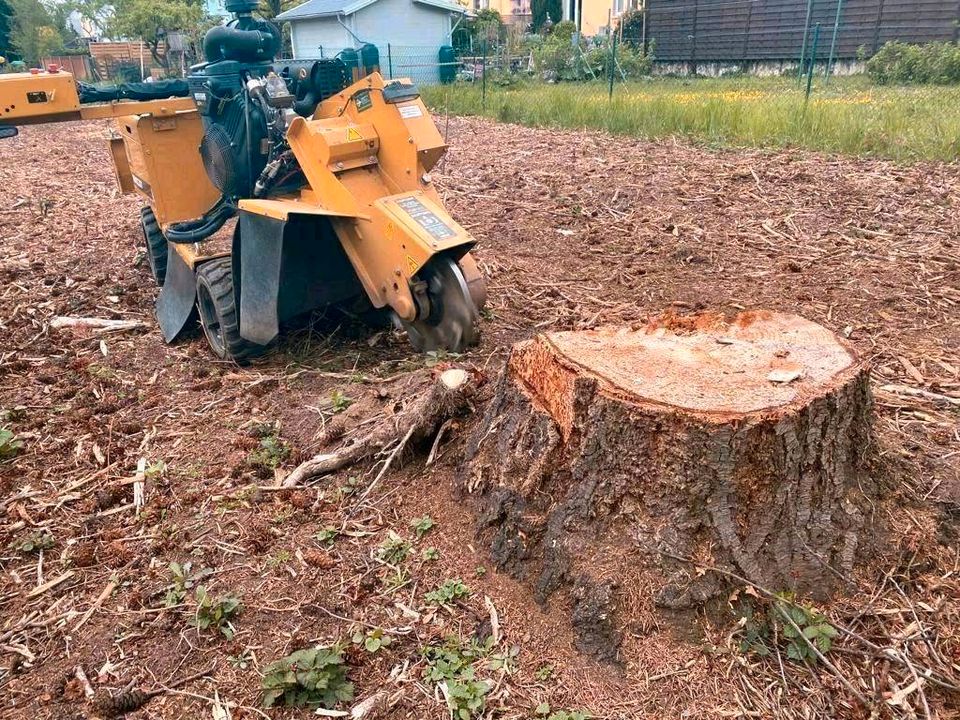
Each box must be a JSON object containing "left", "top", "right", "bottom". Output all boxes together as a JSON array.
[{"left": 866, "top": 41, "right": 960, "bottom": 85}]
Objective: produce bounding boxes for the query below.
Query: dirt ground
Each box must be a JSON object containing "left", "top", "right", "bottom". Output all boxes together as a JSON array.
[{"left": 1, "top": 116, "right": 958, "bottom": 720}]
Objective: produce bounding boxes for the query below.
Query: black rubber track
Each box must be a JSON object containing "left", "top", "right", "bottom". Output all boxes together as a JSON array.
[
  {"left": 195, "top": 257, "right": 267, "bottom": 363},
  {"left": 140, "top": 206, "right": 168, "bottom": 286}
]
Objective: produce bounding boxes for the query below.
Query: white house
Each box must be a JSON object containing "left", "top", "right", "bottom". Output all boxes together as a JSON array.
[{"left": 276, "top": 0, "right": 468, "bottom": 84}]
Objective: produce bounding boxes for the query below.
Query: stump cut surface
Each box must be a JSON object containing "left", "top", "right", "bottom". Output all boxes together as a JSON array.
[{"left": 514, "top": 311, "right": 859, "bottom": 420}]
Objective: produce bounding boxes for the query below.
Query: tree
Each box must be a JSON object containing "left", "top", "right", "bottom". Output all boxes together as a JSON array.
[
  {"left": 615, "top": 8, "right": 645, "bottom": 46},
  {"left": 74, "top": 0, "right": 204, "bottom": 69},
  {"left": 0, "top": 0, "right": 12, "bottom": 59},
  {"left": 258, "top": 0, "right": 307, "bottom": 20},
  {"left": 8, "top": 0, "right": 65, "bottom": 64},
  {"left": 531, "top": 0, "right": 561, "bottom": 32}
]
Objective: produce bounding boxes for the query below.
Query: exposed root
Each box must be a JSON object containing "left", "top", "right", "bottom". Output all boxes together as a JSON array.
[{"left": 283, "top": 368, "right": 474, "bottom": 487}]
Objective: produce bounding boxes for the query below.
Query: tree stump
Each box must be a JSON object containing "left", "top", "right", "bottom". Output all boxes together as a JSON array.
[{"left": 462, "top": 311, "right": 875, "bottom": 659}]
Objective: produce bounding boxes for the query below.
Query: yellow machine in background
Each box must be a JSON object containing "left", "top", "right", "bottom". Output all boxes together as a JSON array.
[{"left": 0, "top": 3, "right": 486, "bottom": 362}]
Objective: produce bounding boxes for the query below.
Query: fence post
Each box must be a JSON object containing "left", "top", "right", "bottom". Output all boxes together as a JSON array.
[
  {"left": 609, "top": 32, "right": 617, "bottom": 101},
  {"left": 481, "top": 40, "right": 487, "bottom": 111},
  {"left": 825, "top": 0, "right": 845, "bottom": 80},
  {"left": 798, "top": 0, "right": 814, "bottom": 82},
  {"left": 387, "top": 43, "right": 393, "bottom": 79},
  {"left": 805, "top": 23, "right": 821, "bottom": 104}
]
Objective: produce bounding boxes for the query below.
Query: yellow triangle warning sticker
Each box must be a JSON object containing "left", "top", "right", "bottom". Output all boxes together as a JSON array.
[{"left": 346, "top": 127, "right": 363, "bottom": 142}]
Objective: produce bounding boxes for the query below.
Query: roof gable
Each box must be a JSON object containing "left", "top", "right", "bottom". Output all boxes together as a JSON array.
[{"left": 277, "top": 0, "right": 465, "bottom": 20}]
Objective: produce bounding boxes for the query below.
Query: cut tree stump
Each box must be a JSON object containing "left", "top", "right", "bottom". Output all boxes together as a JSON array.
[{"left": 462, "top": 311, "right": 875, "bottom": 660}]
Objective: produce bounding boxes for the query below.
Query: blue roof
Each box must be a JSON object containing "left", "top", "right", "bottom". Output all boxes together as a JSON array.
[{"left": 277, "top": 0, "right": 464, "bottom": 20}]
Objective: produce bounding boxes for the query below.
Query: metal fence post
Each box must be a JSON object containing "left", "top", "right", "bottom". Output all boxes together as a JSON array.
[
  {"left": 805, "top": 23, "right": 821, "bottom": 104},
  {"left": 481, "top": 40, "right": 487, "bottom": 111},
  {"left": 825, "top": 0, "right": 845, "bottom": 79},
  {"left": 387, "top": 43, "right": 393, "bottom": 79},
  {"left": 609, "top": 33, "right": 617, "bottom": 101},
  {"left": 798, "top": 0, "right": 814, "bottom": 82}
]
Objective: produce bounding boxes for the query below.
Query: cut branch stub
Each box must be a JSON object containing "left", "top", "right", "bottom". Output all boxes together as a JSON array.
[{"left": 462, "top": 311, "right": 875, "bottom": 657}]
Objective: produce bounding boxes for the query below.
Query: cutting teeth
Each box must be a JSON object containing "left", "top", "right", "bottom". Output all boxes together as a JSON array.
[{"left": 401, "top": 257, "right": 478, "bottom": 353}]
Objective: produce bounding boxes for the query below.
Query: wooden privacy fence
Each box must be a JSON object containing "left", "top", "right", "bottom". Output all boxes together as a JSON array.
[
  {"left": 642, "top": 0, "right": 960, "bottom": 62},
  {"left": 40, "top": 55, "right": 92, "bottom": 80}
]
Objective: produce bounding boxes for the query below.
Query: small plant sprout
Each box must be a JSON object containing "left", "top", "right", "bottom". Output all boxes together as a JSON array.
[
  {"left": 144, "top": 460, "right": 166, "bottom": 478},
  {"left": 261, "top": 644, "right": 353, "bottom": 708},
  {"left": 447, "top": 677, "right": 490, "bottom": 720},
  {"left": 17, "top": 530, "right": 54, "bottom": 554},
  {"left": 352, "top": 627, "right": 393, "bottom": 653},
  {"left": 0, "top": 426, "right": 23, "bottom": 461},
  {"left": 486, "top": 644, "right": 520, "bottom": 673},
  {"left": 475, "top": 565, "right": 487, "bottom": 577},
  {"left": 425, "top": 578, "right": 471, "bottom": 607},
  {"left": 189, "top": 586, "right": 242, "bottom": 639},
  {"left": 422, "top": 547, "right": 440, "bottom": 561},
  {"left": 411, "top": 515, "right": 435, "bottom": 538},
  {"left": 314, "top": 526, "right": 339, "bottom": 546},
  {"left": 534, "top": 664, "right": 554, "bottom": 681},
  {"left": 535, "top": 704, "right": 591, "bottom": 720},
  {"left": 164, "top": 561, "right": 213, "bottom": 608},
  {"left": 228, "top": 648, "right": 255, "bottom": 669},
  {"left": 376, "top": 531, "right": 411, "bottom": 565},
  {"left": 330, "top": 390, "right": 353, "bottom": 413}
]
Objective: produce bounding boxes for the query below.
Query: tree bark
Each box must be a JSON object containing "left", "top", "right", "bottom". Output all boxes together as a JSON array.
[{"left": 461, "top": 311, "right": 875, "bottom": 659}]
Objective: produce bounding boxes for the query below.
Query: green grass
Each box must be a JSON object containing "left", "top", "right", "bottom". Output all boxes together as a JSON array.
[{"left": 422, "top": 76, "right": 960, "bottom": 162}]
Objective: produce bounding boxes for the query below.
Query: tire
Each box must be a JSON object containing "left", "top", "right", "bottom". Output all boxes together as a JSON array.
[
  {"left": 140, "top": 206, "right": 168, "bottom": 286},
  {"left": 195, "top": 257, "right": 267, "bottom": 363}
]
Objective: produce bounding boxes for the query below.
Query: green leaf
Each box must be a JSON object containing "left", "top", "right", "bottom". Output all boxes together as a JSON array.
[{"left": 536, "top": 702, "right": 551, "bottom": 716}]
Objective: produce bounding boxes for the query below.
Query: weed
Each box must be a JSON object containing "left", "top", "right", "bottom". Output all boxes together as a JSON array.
[
  {"left": 330, "top": 390, "right": 353, "bottom": 413},
  {"left": 383, "top": 567, "right": 411, "bottom": 594},
  {"left": 17, "top": 530, "right": 54, "bottom": 554},
  {"left": 535, "top": 703, "right": 591, "bottom": 720},
  {"left": 734, "top": 590, "right": 838, "bottom": 664},
  {"left": 228, "top": 648, "right": 255, "bottom": 669},
  {"left": 145, "top": 460, "right": 166, "bottom": 478},
  {"left": 422, "top": 547, "right": 440, "bottom": 561},
  {"left": 267, "top": 550, "right": 292, "bottom": 569},
  {"left": 314, "top": 526, "right": 339, "bottom": 546},
  {"left": 411, "top": 515, "right": 435, "bottom": 538},
  {"left": 475, "top": 565, "right": 487, "bottom": 577},
  {"left": 447, "top": 677, "right": 491, "bottom": 720},
  {"left": 534, "top": 664, "right": 554, "bottom": 681},
  {"left": 422, "top": 637, "right": 495, "bottom": 720},
  {"left": 352, "top": 627, "right": 393, "bottom": 653},
  {"left": 486, "top": 644, "right": 520, "bottom": 673},
  {"left": 189, "top": 586, "right": 242, "bottom": 639},
  {"left": 261, "top": 644, "right": 354, "bottom": 708},
  {"left": 0, "top": 427, "right": 23, "bottom": 461},
  {"left": 376, "top": 531, "right": 411, "bottom": 565},
  {"left": 425, "top": 578, "right": 471, "bottom": 607},
  {"left": 164, "top": 561, "right": 212, "bottom": 608},
  {"left": 248, "top": 434, "right": 290, "bottom": 471}
]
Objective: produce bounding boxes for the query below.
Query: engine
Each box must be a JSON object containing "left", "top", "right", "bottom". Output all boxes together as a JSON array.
[{"left": 172, "top": 0, "right": 350, "bottom": 242}]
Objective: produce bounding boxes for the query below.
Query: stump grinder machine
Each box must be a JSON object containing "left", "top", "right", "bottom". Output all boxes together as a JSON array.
[{"left": 0, "top": 1, "right": 486, "bottom": 362}]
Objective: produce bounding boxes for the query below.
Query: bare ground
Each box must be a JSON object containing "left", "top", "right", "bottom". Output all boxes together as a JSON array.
[{"left": 0, "top": 116, "right": 958, "bottom": 719}]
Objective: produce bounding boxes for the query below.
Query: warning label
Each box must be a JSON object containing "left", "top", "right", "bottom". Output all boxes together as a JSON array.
[
  {"left": 395, "top": 196, "right": 456, "bottom": 241},
  {"left": 346, "top": 127, "right": 363, "bottom": 142}
]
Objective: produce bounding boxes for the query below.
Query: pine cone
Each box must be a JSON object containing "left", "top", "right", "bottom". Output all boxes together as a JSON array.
[{"left": 94, "top": 689, "right": 150, "bottom": 718}]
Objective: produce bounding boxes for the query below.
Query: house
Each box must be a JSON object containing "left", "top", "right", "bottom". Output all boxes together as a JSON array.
[
  {"left": 563, "top": 0, "right": 633, "bottom": 37},
  {"left": 276, "top": 0, "right": 468, "bottom": 84},
  {"left": 472, "top": 0, "right": 532, "bottom": 27}
]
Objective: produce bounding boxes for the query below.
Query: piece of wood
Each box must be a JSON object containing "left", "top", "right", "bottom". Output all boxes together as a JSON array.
[
  {"left": 25, "top": 570, "right": 75, "bottom": 599},
  {"left": 462, "top": 311, "right": 875, "bottom": 660},
  {"left": 283, "top": 369, "right": 474, "bottom": 487},
  {"left": 49, "top": 316, "right": 145, "bottom": 331}
]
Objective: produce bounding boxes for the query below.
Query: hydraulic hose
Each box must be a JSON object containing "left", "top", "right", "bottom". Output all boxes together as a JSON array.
[{"left": 165, "top": 200, "right": 237, "bottom": 244}]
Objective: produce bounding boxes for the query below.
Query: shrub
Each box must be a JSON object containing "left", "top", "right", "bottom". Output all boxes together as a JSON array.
[
  {"left": 261, "top": 645, "right": 353, "bottom": 708},
  {"left": 585, "top": 43, "right": 652, "bottom": 79},
  {"left": 867, "top": 41, "right": 960, "bottom": 85}
]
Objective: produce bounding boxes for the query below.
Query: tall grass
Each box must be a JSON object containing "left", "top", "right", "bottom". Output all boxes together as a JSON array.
[{"left": 421, "top": 77, "right": 960, "bottom": 162}]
